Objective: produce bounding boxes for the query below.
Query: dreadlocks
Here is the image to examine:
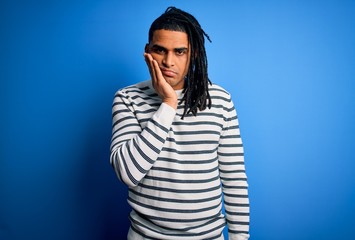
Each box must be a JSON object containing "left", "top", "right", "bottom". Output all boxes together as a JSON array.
[{"left": 148, "top": 6, "right": 212, "bottom": 119}]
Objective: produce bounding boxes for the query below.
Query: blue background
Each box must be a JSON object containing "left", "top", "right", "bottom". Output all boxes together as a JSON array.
[{"left": 1, "top": 0, "right": 354, "bottom": 239}]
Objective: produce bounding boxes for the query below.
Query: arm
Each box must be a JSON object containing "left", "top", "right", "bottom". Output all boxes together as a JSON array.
[
  {"left": 110, "top": 53, "right": 178, "bottom": 187},
  {"left": 110, "top": 93, "right": 175, "bottom": 187},
  {"left": 218, "top": 95, "right": 250, "bottom": 240}
]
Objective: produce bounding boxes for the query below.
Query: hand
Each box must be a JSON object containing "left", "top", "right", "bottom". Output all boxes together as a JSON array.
[{"left": 144, "top": 53, "right": 178, "bottom": 109}]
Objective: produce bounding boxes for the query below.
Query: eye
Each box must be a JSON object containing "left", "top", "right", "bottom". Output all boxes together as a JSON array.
[
  {"left": 152, "top": 46, "right": 166, "bottom": 55},
  {"left": 176, "top": 49, "right": 186, "bottom": 56}
]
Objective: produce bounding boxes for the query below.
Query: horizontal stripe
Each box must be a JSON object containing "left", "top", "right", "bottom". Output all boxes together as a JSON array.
[
  {"left": 137, "top": 183, "right": 221, "bottom": 194},
  {"left": 224, "top": 201, "right": 250, "bottom": 207},
  {"left": 220, "top": 134, "right": 241, "bottom": 139},
  {"left": 226, "top": 220, "right": 249, "bottom": 225},
  {"left": 144, "top": 175, "right": 220, "bottom": 184},
  {"left": 112, "top": 115, "right": 136, "bottom": 127},
  {"left": 112, "top": 122, "right": 141, "bottom": 136},
  {"left": 217, "top": 152, "right": 244, "bottom": 157},
  {"left": 228, "top": 229, "right": 249, "bottom": 235},
  {"left": 223, "top": 193, "right": 249, "bottom": 198},
  {"left": 130, "top": 215, "right": 226, "bottom": 237},
  {"left": 219, "top": 169, "right": 245, "bottom": 174},
  {"left": 166, "top": 138, "right": 219, "bottom": 145},
  {"left": 225, "top": 210, "right": 250, "bottom": 216},
  {"left": 151, "top": 166, "right": 219, "bottom": 174},
  {"left": 128, "top": 196, "right": 222, "bottom": 213},
  {"left": 220, "top": 177, "right": 247, "bottom": 182},
  {"left": 129, "top": 188, "right": 222, "bottom": 204},
  {"left": 218, "top": 143, "right": 243, "bottom": 148},
  {"left": 173, "top": 130, "right": 220, "bottom": 135},
  {"left": 133, "top": 210, "right": 222, "bottom": 223},
  {"left": 162, "top": 147, "right": 217, "bottom": 155},
  {"left": 172, "top": 120, "right": 223, "bottom": 128},
  {"left": 157, "top": 156, "right": 218, "bottom": 164},
  {"left": 218, "top": 161, "right": 244, "bottom": 165},
  {"left": 222, "top": 185, "right": 248, "bottom": 190}
]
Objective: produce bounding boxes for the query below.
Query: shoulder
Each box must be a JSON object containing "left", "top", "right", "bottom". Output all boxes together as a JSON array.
[
  {"left": 115, "top": 80, "right": 155, "bottom": 99},
  {"left": 209, "top": 83, "right": 232, "bottom": 102}
]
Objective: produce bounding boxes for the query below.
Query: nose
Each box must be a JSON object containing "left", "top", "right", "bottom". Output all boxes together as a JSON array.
[{"left": 162, "top": 52, "right": 174, "bottom": 67}]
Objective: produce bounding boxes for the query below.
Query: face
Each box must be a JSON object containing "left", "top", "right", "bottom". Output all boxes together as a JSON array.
[{"left": 146, "top": 29, "right": 190, "bottom": 90}]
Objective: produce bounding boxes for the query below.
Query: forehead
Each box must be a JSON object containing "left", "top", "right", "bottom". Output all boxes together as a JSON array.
[{"left": 151, "top": 29, "right": 189, "bottom": 48}]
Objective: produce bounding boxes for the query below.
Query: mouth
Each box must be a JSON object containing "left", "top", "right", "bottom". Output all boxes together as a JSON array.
[{"left": 161, "top": 68, "right": 177, "bottom": 78}]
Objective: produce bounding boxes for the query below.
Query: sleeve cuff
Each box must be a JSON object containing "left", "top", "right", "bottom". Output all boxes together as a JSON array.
[{"left": 153, "top": 102, "right": 176, "bottom": 128}]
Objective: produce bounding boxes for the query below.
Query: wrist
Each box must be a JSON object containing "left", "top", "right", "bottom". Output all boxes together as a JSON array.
[{"left": 163, "top": 99, "right": 178, "bottom": 109}]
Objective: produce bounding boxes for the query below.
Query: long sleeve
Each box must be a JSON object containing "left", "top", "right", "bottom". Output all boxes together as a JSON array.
[
  {"left": 110, "top": 90, "right": 176, "bottom": 187},
  {"left": 218, "top": 95, "right": 250, "bottom": 240}
]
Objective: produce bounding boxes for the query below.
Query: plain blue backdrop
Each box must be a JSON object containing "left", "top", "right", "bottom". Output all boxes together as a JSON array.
[{"left": 1, "top": 0, "right": 354, "bottom": 239}]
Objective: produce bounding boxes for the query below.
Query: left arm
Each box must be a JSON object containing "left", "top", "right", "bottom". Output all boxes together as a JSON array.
[{"left": 218, "top": 95, "right": 250, "bottom": 240}]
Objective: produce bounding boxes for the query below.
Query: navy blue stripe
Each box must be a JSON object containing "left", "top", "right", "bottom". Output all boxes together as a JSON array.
[
  {"left": 151, "top": 119, "right": 169, "bottom": 133},
  {"left": 130, "top": 214, "right": 226, "bottom": 237},
  {"left": 132, "top": 138, "right": 155, "bottom": 164},
  {"left": 144, "top": 174, "right": 220, "bottom": 184},
  {"left": 112, "top": 122, "right": 140, "bottom": 136},
  {"left": 227, "top": 219, "right": 249, "bottom": 225},
  {"left": 218, "top": 161, "right": 244, "bottom": 165},
  {"left": 119, "top": 144, "right": 138, "bottom": 185},
  {"left": 218, "top": 152, "right": 244, "bottom": 157},
  {"left": 137, "top": 183, "right": 221, "bottom": 194},
  {"left": 128, "top": 196, "right": 222, "bottom": 213},
  {"left": 228, "top": 229, "right": 249, "bottom": 235},
  {"left": 172, "top": 121, "right": 223, "bottom": 128},
  {"left": 225, "top": 210, "right": 250, "bottom": 216},
  {"left": 222, "top": 185, "right": 248, "bottom": 190},
  {"left": 220, "top": 134, "right": 241, "bottom": 139},
  {"left": 151, "top": 165, "right": 219, "bottom": 174},
  {"left": 140, "top": 135, "right": 160, "bottom": 154},
  {"left": 220, "top": 177, "right": 247, "bottom": 181},
  {"left": 219, "top": 169, "right": 245, "bottom": 174},
  {"left": 157, "top": 156, "right": 218, "bottom": 164},
  {"left": 223, "top": 193, "right": 249, "bottom": 198},
  {"left": 129, "top": 188, "right": 222, "bottom": 203},
  {"left": 219, "top": 143, "right": 243, "bottom": 148},
  {"left": 112, "top": 115, "right": 136, "bottom": 127},
  {"left": 224, "top": 201, "right": 249, "bottom": 207},
  {"left": 162, "top": 147, "right": 217, "bottom": 155},
  {"left": 133, "top": 211, "right": 222, "bottom": 223},
  {"left": 174, "top": 130, "right": 220, "bottom": 135}
]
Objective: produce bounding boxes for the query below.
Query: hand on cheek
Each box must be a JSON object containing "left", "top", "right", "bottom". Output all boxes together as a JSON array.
[{"left": 144, "top": 53, "right": 177, "bottom": 109}]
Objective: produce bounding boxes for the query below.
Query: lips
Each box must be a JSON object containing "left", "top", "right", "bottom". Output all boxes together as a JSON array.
[{"left": 161, "top": 68, "right": 177, "bottom": 78}]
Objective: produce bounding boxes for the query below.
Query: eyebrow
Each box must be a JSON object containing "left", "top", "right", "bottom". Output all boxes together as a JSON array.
[{"left": 151, "top": 44, "right": 188, "bottom": 52}]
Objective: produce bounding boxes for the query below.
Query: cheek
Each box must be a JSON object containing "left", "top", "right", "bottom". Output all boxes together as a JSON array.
[{"left": 150, "top": 53, "right": 162, "bottom": 62}]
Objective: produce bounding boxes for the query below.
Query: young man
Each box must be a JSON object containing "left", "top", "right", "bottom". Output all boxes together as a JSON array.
[{"left": 110, "top": 7, "right": 250, "bottom": 240}]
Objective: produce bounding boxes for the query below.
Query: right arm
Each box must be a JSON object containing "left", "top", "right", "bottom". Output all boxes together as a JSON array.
[
  {"left": 110, "top": 93, "right": 176, "bottom": 187},
  {"left": 110, "top": 53, "right": 177, "bottom": 187}
]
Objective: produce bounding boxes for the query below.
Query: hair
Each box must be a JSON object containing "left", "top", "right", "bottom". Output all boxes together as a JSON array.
[{"left": 148, "top": 6, "right": 212, "bottom": 119}]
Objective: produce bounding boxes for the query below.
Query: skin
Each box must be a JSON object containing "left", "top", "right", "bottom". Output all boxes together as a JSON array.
[{"left": 144, "top": 29, "right": 191, "bottom": 110}]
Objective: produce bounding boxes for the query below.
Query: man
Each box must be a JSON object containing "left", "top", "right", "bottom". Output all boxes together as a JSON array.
[{"left": 110, "top": 7, "right": 249, "bottom": 240}]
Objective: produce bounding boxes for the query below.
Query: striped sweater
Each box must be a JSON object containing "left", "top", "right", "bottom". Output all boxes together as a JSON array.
[{"left": 110, "top": 80, "right": 249, "bottom": 240}]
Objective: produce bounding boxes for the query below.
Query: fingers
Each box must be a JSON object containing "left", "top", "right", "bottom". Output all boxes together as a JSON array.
[
  {"left": 144, "top": 53, "right": 164, "bottom": 89},
  {"left": 144, "top": 53, "right": 159, "bottom": 88},
  {"left": 152, "top": 58, "right": 164, "bottom": 83},
  {"left": 144, "top": 53, "right": 155, "bottom": 81}
]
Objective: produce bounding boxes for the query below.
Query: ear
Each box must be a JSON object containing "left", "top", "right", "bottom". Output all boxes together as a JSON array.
[{"left": 145, "top": 44, "right": 149, "bottom": 53}]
